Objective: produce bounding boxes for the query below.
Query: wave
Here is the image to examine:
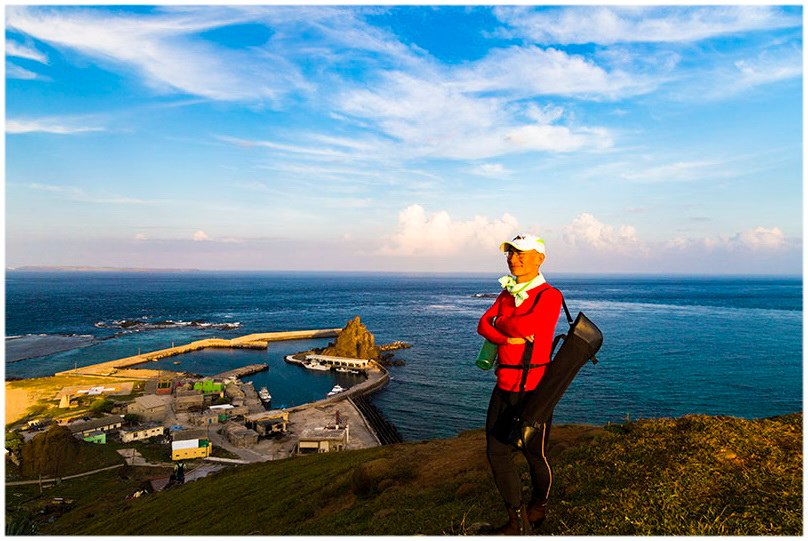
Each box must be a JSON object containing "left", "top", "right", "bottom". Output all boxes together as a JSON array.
[
  {"left": 94, "top": 319, "right": 242, "bottom": 331},
  {"left": 6, "top": 333, "right": 97, "bottom": 363},
  {"left": 6, "top": 333, "right": 94, "bottom": 342},
  {"left": 574, "top": 299, "right": 801, "bottom": 319}
]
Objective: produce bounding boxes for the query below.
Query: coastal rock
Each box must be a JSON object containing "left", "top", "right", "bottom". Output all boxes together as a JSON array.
[
  {"left": 322, "top": 316, "right": 380, "bottom": 360},
  {"left": 378, "top": 341, "right": 412, "bottom": 351}
]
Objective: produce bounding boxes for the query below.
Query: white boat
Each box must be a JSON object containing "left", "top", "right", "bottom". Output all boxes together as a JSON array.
[
  {"left": 258, "top": 387, "right": 271, "bottom": 403},
  {"left": 327, "top": 384, "right": 346, "bottom": 397},
  {"left": 303, "top": 360, "right": 330, "bottom": 371},
  {"left": 335, "top": 367, "right": 362, "bottom": 375}
]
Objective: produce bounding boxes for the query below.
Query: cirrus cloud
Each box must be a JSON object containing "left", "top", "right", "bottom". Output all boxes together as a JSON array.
[{"left": 493, "top": 6, "right": 800, "bottom": 45}]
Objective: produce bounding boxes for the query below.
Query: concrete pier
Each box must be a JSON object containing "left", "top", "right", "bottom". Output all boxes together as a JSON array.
[
  {"left": 212, "top": 364, "right": 268, "bottom": 380},
  {"left": 55, "top": 328, "right": 341, "bottom": 377}
]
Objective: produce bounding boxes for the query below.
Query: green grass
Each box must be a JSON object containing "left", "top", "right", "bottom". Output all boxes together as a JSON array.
[{"left": 12, "top": 413, "right": 802, "bottom": 536}]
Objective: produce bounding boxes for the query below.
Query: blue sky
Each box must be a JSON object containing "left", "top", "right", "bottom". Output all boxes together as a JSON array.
[{"left": 5, "top": 5, "right": 803, "bottom": 274}]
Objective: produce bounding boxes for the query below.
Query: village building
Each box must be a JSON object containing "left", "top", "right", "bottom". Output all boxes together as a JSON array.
[
  {"left": 244, "top": 410, "right": 289, "bottom": 436},
  {"left": 174, "top": 389, "right": 204, "bottom": 412},
  {"left": 193, "top": 379, "right": 223, "bottom": 393},
  {"left": 155, "top": 378, "right": 173, "bottom": 395},
  {"left": 170, "top": 438, "right": 212, "bottom": 461},
  {"left": 69, "top": 415, "right": 123, "bottom": 438},
  {"left": 188, "top": 410, "right": 220, "bottom": 427},
  {"left": 83, "top": 431, "right": 107, "bottom": 444},
  {"left": 120, "top": 423, "right": 166, "bottom": 443},
  {"left": 222, "top": 421, "right": 259, "bottom": 448},
  {"left": 296, "top": 425, "right": 350, "bottom": 455},
  {"left": 225, "top": 384, "right": 245, "bottom": 400},
  {"left": 126, "top": 395, "right": 168, "bottom": 422},
  {"left": 171, "top": 428, "right": 212, "bottom": 461}
]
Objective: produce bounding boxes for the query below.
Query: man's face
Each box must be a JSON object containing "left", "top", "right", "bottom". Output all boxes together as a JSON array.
[{"left": 506, "top": 248, "right": 544, "bottom": 279}]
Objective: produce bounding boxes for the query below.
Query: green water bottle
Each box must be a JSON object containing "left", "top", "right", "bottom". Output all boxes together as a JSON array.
[{"left": 475, "top": 340, "right": 498, "bottom": 370}]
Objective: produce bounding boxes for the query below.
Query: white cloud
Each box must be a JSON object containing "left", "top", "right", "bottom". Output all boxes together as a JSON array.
[
  {"left": 668, "top": 226, "right": 789, "bottom": 252},
  {"left": 731, "top": 46, "right": 802, "bottom": 90},
  {"left": 620, "top": 160, "right": 721, "bottom": 183},
  {"left": 337, "top": 71, "right": 613, "bottom": 160},
  {"left": 6, "top": 39, "right": 48, "bottom": 63},
  {"left": 494, "top": 6, "right": 800, "bottom": 45},
  {"left": 453, "top": 46, "right": 658, "bottom": 99},
  {"left": 134, "top": 233, "right": 148, "bottom": 241},
  {"left": 6, "top": 63, "right": 41, "bottom": 80},
  {"left": 380, "top": 204, "right": 518, "bottom": 256},
  {"left": 22, "top": 182, "right": 147, "bottom": 205},
  {"left": 470, "top": 163, "right": 511, "bottom": 178},
  {"left": 7, "top": 118, "right": 105, "bottom": 135},
  {"left": 217, "top": 135, "right": 350, "bottom": 159},
  {"left": 562, "top": 213, "right": 644, "bottom": 254},
  {"left": 192, "top": 230, "right": 210, "bottom": 242},
  {"left": 731, "top": 226, "right": 787, "bottom": 250},
  {"left": 6, "top": 6, "right": 310, "bottom": 103},
  {"left": 505, "top": 125, "right": 612, "bottom": 153}
]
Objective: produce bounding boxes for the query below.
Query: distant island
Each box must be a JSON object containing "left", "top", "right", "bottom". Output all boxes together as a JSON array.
[{"left": 7, "top": 266, "right": 201, "bottom": 273}]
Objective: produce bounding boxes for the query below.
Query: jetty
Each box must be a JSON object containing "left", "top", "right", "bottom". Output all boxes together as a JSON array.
[
  {"left": 55, "top": 328, "right": 341, "bottom": 378},
  {"left": 212, "top": 364, "right": 268, "bottom": 380}
]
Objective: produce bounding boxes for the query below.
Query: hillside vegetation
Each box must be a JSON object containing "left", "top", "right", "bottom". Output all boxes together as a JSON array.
[{"left": 9, "top": 413, "right": 802, "bottom": 536}]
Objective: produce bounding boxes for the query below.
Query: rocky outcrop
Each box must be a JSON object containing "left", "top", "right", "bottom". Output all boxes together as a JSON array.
[{"left": 322, "top": 316, "right": 380, "bottom": 360}]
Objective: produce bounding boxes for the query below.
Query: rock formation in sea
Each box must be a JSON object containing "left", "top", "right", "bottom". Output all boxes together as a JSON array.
[{"left": 322, "top": 316, "right": 380, "bottom": 360}]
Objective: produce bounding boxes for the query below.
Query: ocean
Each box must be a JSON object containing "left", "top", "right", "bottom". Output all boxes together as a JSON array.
[{"left": 5, "top": 271, "right": 802, "bottom": 441}]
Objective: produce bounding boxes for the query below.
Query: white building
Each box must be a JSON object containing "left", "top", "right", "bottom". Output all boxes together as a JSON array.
[{"left": 120, "top": 424, "right": 166, "bottom": 443}]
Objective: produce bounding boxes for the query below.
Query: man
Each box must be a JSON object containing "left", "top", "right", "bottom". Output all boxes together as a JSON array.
[{"left": 477, "top": 233, "right": 562, "bottom": 535}]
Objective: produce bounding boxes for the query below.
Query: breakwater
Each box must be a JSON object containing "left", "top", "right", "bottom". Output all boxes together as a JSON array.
[
  {"left": 212, "top": 364, "right": 269, "bottom": 380},
  {"left": 350, "top": 394, "right": 403, "bottom": 445},
  {"left": 55, "top": 328, "right": 341, "bottom": 377}
]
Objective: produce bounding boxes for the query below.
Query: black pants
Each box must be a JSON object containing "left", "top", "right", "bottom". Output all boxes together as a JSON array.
[{"left": 486, "top": 387, "right": 553, "bottom": 508}]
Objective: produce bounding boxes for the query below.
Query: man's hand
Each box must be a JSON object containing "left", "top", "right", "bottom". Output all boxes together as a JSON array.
[{"left": 515, "top": 423, "right": 540, "bottom": 450}]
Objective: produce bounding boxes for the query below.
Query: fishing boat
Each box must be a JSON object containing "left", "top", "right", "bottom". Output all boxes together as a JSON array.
[
  {"left": 335, "top": 367, "right": 361, "bottom": 375},
  {"left": 303, "top": 360, "right": 330, "bottom": 371},
  {"left": 327, "top": 384, "right": 346, "bottom": 397},
  {"left": 258, "top": 387, "right": 272, "bottom": 403}
]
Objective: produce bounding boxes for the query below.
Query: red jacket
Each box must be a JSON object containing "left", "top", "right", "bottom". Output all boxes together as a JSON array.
[{"left": 477, "top": 283, "right": 563, "bottom": 392}]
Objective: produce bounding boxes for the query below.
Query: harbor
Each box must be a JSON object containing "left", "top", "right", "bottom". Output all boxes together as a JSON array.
[{"left": 8, "top": 322, "right": 404, "bottom": 473}]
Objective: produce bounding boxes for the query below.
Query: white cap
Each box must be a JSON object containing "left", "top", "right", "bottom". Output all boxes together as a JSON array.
[{"left": 499, "top": 233, "right": 546, "bottom": 254}]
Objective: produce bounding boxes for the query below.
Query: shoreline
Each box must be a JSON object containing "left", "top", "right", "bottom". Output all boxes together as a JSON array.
[{"left": 6, "top": 328, "right": 398, "bottom": 453}]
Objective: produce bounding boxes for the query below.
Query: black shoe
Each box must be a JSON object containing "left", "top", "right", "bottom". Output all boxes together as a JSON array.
[
  {"left": 491, "top": 505, "right": 530, "bottom": 535},
  {"left": 526, "top": 499, "right": 547, "bottom": 530}
]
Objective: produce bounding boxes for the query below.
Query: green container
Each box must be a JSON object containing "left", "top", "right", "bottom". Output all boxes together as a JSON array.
[{"left": 475, "top": 340, "right": 498, "bottom": 370}]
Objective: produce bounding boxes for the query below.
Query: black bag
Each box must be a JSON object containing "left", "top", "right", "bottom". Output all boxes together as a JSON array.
[{"left": 520, "top": 297, "right": 603, "bottom": 426}]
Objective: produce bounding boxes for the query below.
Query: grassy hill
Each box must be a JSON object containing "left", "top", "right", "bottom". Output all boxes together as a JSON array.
[{"left": 9, "top": 413, "right": 802, "bottom": 536}]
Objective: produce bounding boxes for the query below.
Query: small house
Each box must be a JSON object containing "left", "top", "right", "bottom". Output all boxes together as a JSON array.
[
  {"left": 69, "top": 415, "right": 123, "bottom": 438},
  {"left": 170, "top": 438, "right": 212, "bottom": 461},
  {"left": 83, "top": 431, "right": 107, "bottom": 444},
  {"left": 296, "top": 425, "right": 350, "bottom": 455},
  {"left": 127, "top": 395, "right": 168, "bottom": 422},
  {"left": 120, "top": 423, "right": 166, "bottom": 443}
]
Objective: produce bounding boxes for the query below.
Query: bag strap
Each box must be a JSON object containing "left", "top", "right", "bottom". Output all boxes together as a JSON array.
[
  {"left": 516, "top": 286, "right": 551, "bottom": 394},
  {"left": 561, "top": 294, "right": 573, "bottom": 325}
]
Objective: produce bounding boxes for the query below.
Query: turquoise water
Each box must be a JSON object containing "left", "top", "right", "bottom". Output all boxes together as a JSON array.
[{"left": 6, "top": 272, "right": 802, "bottom": 440}]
